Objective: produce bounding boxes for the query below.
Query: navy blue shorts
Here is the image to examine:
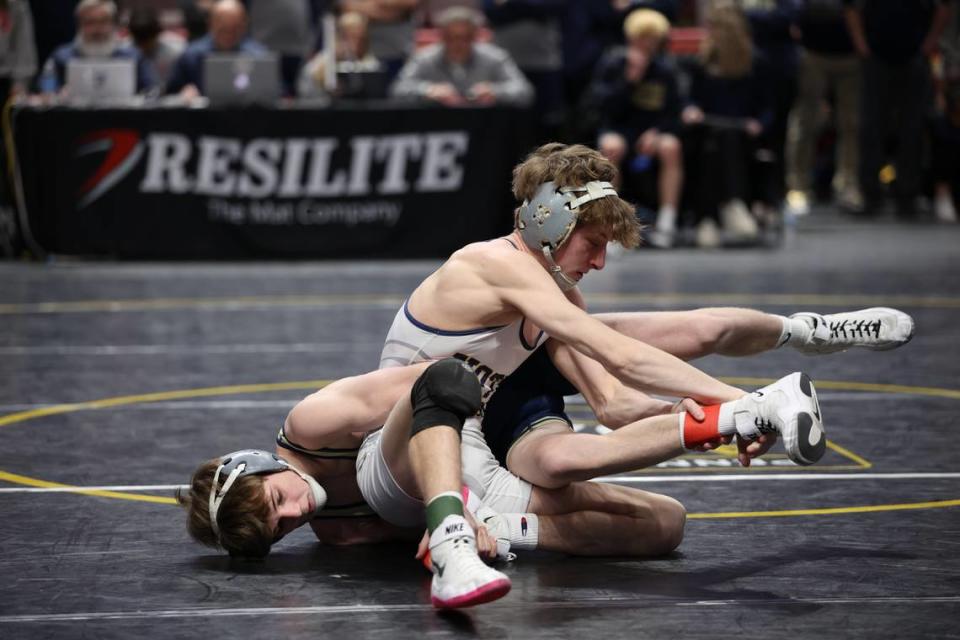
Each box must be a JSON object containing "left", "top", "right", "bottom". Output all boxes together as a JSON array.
[{"left": 483, "top": 346, "right": 577, "bottom": 466}]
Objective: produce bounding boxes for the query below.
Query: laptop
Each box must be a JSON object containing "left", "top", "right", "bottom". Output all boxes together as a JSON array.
[
  {"left": 204, "top": 53, "right": 281, "bottom": 107},
  {"left": 66, "top": 58, "right": 136, "bottom": 105},
  {"left": 335, "top": 67, "right": 390, "bottom": 100}
]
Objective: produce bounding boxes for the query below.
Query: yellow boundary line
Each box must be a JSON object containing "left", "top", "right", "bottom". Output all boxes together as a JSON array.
[
  {"left": 689, "top": 498, "right": 960, "bottom": 519},
  {"left": 1, "top": 292, "right": 959, "bottom": 315},
  {"left": 0, "top": 378, "right": 957, "bottom": 518},
  {"left": 0, "top": 470, "right": 175, "bottom": 504}
]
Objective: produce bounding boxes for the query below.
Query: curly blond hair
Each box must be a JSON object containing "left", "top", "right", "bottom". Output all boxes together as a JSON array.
[{"left": 512, "top": 143, "right": 641, "bottom": 248}]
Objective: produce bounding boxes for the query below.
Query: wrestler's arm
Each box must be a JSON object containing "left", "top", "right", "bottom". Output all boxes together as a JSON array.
[
  {"left": 486, "top": 251, "right": 743, "bottom": 404},
  {"left": 546, "top": 288, "right": 673, "bottom": 425},
  {"left": 545, "top": 340, "right": 675, "bottom": 426},
  {"left": 285, "top": 363, "right": 432, "bottom": 448}
]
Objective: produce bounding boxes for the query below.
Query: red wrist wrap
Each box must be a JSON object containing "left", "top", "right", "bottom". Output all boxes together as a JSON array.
[{"left": 682, "top": 404, "right": 722, "bottom": 448}]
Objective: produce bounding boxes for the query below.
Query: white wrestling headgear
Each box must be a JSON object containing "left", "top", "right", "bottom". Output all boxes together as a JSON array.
[
  {"left": 208, "top": 449, "right": 327, "bottom": 543},
  {"left": 515, "top": 180, "right": 619, "bottom": 290}
]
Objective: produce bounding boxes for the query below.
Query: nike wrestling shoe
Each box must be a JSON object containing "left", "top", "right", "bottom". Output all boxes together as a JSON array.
[
  {"left": 428, "top": 515, "right": 511, "bottom": 609},
  {"left": 790, "top": 307, "right": 915, "bottom": 354},
  {"left": 731, "top": 372, "right": 825, "bottom": 466}
]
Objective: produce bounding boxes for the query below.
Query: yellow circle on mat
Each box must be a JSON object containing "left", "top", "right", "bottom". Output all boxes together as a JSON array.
[{"left": 0, "top": 377, "right": 957, "bottom": 518}]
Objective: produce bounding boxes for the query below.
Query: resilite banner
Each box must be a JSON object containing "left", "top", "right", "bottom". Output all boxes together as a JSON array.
[{"left": 14, "top": 104, "right": 536, "bottom": 258}]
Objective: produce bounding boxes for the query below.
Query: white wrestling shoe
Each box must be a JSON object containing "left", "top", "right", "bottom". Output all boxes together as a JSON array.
[
  {"left": 790, "top": 308, "right": 915, "bottom": 354},
  {"left": 731, "top": 372, "right": 825, "bottom": 466},
  {"left": 429, "top": 515, "right": 511, "bottom": 609}
]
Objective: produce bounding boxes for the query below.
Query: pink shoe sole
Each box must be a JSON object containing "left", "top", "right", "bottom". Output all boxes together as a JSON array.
[{"left": 431, "top": 579, "right": 512, "bottom": 609}]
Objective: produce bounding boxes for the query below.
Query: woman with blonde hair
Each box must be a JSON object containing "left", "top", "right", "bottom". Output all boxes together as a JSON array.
[{"left": 681, "top": 1, "right": 774, "bottom": 247}]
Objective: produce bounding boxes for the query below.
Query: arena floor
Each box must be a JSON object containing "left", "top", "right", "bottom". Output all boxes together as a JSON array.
[{"left": 1, "top": 208, "right": 958, "bottom": 639}]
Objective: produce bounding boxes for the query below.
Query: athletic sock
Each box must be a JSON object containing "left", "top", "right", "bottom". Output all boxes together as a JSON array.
[
  {"left": 426, "top": 492, "right": 464, "bottom": 533},
  {"left": 678, "top": 403, "right": 737, "bottom": 449},
  {"left": 501, "top": 513, "right": 539, "bottom": 550},
  {"left": 656, "top": 205, "right": 677, "bottom": 233},
  {"left": 775, "top": 315, "right": 814, "bottom": 348}
]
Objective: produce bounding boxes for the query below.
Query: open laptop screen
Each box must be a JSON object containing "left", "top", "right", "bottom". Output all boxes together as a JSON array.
[
  {"left": 66, "top": 58, "right": 136, "bottom": 104},
  {"left": 203, "top": 53, "right": 281, "bottom": 107}
]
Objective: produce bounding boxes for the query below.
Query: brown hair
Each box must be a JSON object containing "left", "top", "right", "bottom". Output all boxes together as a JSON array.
[
  {"left": 176, "top": 459, "right": 274, "bottom": 558},
  {"left": 512, "top": 143, "right": 641, "bottom": 248},
  {"left": 701, "top": 1, "right": 753, "bottom": 78}
]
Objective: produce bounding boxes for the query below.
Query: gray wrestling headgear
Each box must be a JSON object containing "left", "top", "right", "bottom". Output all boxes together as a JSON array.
[
  {"left": 208, "top": 449, "right": 327, "bottom": 543},
  {"left": 515, "top": 180, "right": 619, "bottom": 290}
]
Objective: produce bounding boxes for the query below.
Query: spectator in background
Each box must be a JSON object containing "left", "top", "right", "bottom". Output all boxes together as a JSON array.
[
  {"left": 931, "top": 7, "right": 960, "bottom": 223},
  {"left": 559, "top": 1, "right": 676, "bottom": 143},
  {"left": 390, "top": 6, "right": 533, "bottom": 107},
  {"left": 843, "top": 0, "right": 952, "bottom": 218},
  {"left": 483, "top": 0, "right": 566, "bottom": 138},
  {"left": 739, "top": 0, "right": 799, "bottom": 206},
  {"left": 166, "top": 0, "right": 269, "bottom": 98},
  {"left": 0, "top": 0, "right": 35, "bottom": 257},
  {"left": 27, "top": 0, "right": 77, "bottom": 82},
  {"left": 246, "top": 0, "right": 315, "bottom": 96},
  {"left": 681, "top": 0, "right": 773, "bottom": 247},
  {"left": 931, "top": 81, "right": 960, "bottom": 224},
  {"left": 0, "top": 0, "right": 37, "bottom": 100},
  {"left": 339, "top": 0, "right": 420, "bottom": 81},
  {"left": 560, "top": 1, "right": 631, "bottom": 141},
  {"left": 588, "top": 8, "right": 683, "bottom": 248},
  {"left": 179, "top": 0, "right": 215, "bottom": 42},
  {"left": 785, "top": 0, "right": 862, "bottom": 216},
  {"left": 37, "top": 0, "right": 156, "bottom": 95},
  {"left": 128, "top": 6, "right": 186, "bottom": 91},
  {"left": 298, "top": 10, "right": 382, "bottom": 99}
]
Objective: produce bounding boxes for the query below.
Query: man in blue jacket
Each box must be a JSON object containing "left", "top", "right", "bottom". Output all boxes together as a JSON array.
[
  {"left": 166, "top": 0, "right": 270, "bottom": 98},
  {"left": 38, "top": 0, "right": 156, "bottom": 95}
]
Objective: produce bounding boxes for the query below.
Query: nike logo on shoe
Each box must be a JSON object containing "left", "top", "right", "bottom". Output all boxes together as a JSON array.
[{"left": 433, "top": 561, "right": 445, "bottom": 577}]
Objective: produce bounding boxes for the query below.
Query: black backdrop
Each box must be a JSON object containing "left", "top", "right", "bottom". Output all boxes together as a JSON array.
[{"left": 14, "top": 104, "right": 537, "bottom": 258}]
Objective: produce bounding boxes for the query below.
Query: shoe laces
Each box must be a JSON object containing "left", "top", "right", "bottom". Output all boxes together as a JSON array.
[
  {"left": 448, "top": 535, "right": 488, "bottom": 568},
  {"left": 754, "top": 416, "right": 776, "bottom": 434},
  {"left": 830, "top": 318, "right": 881, "bottom": 340}
]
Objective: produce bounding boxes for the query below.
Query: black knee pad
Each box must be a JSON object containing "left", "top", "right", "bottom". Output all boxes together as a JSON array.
[{"left": 410, "top": 359, "right": 482, "bottom": 438}]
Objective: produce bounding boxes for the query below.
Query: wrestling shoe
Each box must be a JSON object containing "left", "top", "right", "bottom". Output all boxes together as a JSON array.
[
  {"left": 790, "top": 308, "right": 915, "bottom": 354},
  {"left": 428, "top": 515, "right": 511, "bottom": 609},
  {"left": 731, "top": 372, "right": 824, "bottom": 466}
]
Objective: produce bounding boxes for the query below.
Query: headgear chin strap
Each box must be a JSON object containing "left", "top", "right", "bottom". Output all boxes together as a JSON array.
[
  {"left": 515, "top": 181, "right": 619, "bottom": 290},
  {"left": 208, "top": 449, "right": 328, "bottom": 543}
]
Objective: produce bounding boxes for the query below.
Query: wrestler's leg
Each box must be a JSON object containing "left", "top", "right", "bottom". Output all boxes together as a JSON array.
[
  {"left": 379, "top": 393, "right": 461, "bottom": 501},
  {"left": 528, "top": 480, "right": 686, "bottom": 556},
  {"left": 378, "top": 360, "right": 510, "bottom": 608},
  {"left": 506, "top": 418, "right": 682, "bottom": 489},
  {"left": 504, "top": 379, "right": 812, "bottom": 488},
  {"left": 593, "top": 306, "right": 915, "bottom": 358},
  {"left": 593, "top": 308, "right": 783, "bottom": 360}
]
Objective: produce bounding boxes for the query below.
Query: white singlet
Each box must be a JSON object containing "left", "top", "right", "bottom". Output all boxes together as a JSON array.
[
  {"left": 379, "top": 300, "right": 548, "bottom": 407},
  {"left": 356, "top": 299, "right": 545, "bottom": 525}
]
